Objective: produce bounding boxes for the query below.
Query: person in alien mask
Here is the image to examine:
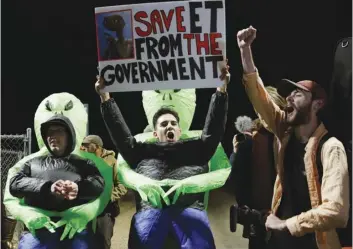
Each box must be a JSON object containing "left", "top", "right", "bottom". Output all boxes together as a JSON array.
[
  {"left": 96, "top": 62, "right": 231, "bottom": 249},
  {"left": 3, "top": 93, "right": 113, "bottom": 249}
]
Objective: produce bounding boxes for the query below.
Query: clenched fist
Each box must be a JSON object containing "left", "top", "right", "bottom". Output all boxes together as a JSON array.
[{"left": 237, "top": 26, "right": 257, "bottom": 49}]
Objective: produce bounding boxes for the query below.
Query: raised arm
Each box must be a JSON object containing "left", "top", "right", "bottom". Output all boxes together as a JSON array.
[
  {"left": 237, "top": 26, "right": 286, "bottom": 137},
  {"left": 199, "top": 65, "right": 229, "bottom": 162},
  {"left": 95, "top": 77, "right": 143, "bottom": 167}
]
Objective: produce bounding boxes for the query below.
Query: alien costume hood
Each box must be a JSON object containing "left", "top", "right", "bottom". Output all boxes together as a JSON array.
[
  {"left": 117, "top": 89, "right": 231, "bottom": 209},
  {"left": 3, "top": 93, "right": 113, "bottom": 240},
  {"left": 40, "top": 114, "right": 77, "bottom": 156}
]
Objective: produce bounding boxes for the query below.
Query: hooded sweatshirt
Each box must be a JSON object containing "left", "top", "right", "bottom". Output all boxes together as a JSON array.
[{"left": 9, "top": 115, "right": 105, "bottom": 212}]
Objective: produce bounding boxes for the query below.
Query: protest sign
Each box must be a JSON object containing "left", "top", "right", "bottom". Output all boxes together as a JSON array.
[{"left": 95, "top": 0, "right": 226, "bottom": 92}]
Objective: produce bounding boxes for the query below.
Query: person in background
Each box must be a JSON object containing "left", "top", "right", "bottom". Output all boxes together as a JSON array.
[
  {"left": 1, "top": 202, "right": 17, "bottom": 249},
  {"left": 229, "top": 86, "right": 287, "bottom": 249},
  {"left": 81, "top": 135, "right": 127, "bottom": 249}
]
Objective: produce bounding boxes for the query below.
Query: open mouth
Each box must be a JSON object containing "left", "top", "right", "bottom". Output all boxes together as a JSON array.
[
  {"left": 166, "top": 131, "right": 175, "bottom": 140},
  {"left": 285, "top": 106, "right": 295, "bottom": 116}
]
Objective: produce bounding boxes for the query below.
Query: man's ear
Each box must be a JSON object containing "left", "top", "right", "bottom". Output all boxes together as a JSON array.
[
  {"left": 312, "top": 99, "right": 324, "bottom": 112},
  {"left": 153, "top": 131, "right": 158, "bottom": 137}
]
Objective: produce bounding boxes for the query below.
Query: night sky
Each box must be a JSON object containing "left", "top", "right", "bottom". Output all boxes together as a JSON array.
[{"left": 2, "top": 0, "right": 352, "bottom": 155}]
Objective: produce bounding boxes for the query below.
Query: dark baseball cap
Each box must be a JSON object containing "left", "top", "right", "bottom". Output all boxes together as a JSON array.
[{"left": 277, "top": 79, "right": 327, "bottom": 105}]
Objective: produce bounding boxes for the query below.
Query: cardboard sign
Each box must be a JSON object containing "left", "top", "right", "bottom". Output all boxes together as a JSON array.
[{"left": 95, "top": 0, "right": 226, "bottom": 92}]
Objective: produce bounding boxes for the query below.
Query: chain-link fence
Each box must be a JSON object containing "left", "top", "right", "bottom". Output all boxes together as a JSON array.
[
  {"left": 1, "top": 128, "right": 32, "bottom": 195},
  {"left": 1, "top": 128, "right": 32, "bottom": 248}
]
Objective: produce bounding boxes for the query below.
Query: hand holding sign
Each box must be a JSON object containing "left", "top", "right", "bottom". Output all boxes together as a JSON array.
[
  {"left": 95, "top": 76, "right": 110, "bottom": 103},
  {"left": 217, "top": 59, "right": 230, "bottom": 93}
]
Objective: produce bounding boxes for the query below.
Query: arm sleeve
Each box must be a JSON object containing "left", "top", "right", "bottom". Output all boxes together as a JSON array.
[
  {"left": 199, "top": 91, "right": 228, "bottom": 162},
  {"left": 285, "top": 140, "right": 350, "bottom": 236},
  {"left": 75, "top": 160, "right": 105, "bottom": 202},
  {"left": 242, "top": 70, "right": 286, "bottom": 138},
  {"left": 9, "top": 160, "right": 52, "bottom": 199},
  {"left": 101, "top": 98, "right": 143, "bottom": 167},
  {"left": 229, "top": 138, "right": 253, "bottom": 206}
]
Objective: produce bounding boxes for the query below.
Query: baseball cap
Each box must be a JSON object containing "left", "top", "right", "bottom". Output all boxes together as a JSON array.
[
  {"left": 82, "top": 135, "right": 103, "bottom": 147},
  {"left": 277, "top": 79, "right": 327, "bottom": 105}
]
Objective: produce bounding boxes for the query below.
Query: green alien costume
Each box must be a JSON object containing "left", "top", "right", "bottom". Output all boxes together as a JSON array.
[
  {"left": 117, "top": 89, "right": 231, "bottom": 209},
  {"left": 3, "top": 93, "right": 113, "bottom": 240}
]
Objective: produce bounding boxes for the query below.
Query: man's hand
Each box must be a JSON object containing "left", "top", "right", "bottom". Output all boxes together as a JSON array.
[
  {"left": 95, "top": 76, "right": 110, "bottom": 102},
  {"left": 217, "top": 60, "right": 230, "bottom": 93},
  {"left": 265, "top": 214, "right": 288, "bottom": 231},
  {"left": 50, "top": 180, "right": 78, "bottom": 200},
  {"left": 237, "top": 26, "right": 257, "bottom": 49},
  {"left": 232, "top": 135, "right": 239, "bottom": 153},
  {"left": 51, "top": 180, "right": 66, "bottom": 199},
  {"left": 62, "top": 181, "right": 78, "bottom": 200}
]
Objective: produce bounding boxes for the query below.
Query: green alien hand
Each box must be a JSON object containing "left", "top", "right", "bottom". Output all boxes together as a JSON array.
[{"left": 55, "top": 214, "right": 89, "bottom": 241}]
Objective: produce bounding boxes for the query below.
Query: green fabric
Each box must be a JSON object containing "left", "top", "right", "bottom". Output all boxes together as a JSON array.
[
  {"left": 117, "top": 132, "right": 231, "bottom": 209},
  {"left": 3, "top": 93, "right": 112, "bottom": 240},
  {"left": 117, "top": 89, "right": 231, "bottom": 210},
  {"left": 142, "top": 89, "right": 196, "bottom": 131}
]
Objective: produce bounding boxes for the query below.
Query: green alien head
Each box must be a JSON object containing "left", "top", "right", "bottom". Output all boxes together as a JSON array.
[
  {"left": 142, "top": 89, "right": 196, "bottom": 131},
  {"left": 34, "top": 92, "right": 87, "bottom": 152}
]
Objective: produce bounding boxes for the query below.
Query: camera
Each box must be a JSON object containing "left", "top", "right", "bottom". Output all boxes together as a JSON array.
[{"left": 230, "top": 204, "right": 270, "bottom": 239}]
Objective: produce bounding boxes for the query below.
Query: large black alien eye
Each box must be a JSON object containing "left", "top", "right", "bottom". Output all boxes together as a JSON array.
[
  {"left": 64, "top": 100, "right": 73, "bottom": 111},
  {"left": 45, "top": 100, "right": 53, "bottom": 111},
  {"left": 173, "top": 89, "right": 181, "bottom": 93},
  {"left": 155, "top": 90, "right": 161, "bottom": 93}
]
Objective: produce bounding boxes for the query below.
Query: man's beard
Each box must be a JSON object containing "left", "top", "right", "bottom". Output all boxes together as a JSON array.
[{"left": 286, "top": 105, "right": 311, "bottom": 126}]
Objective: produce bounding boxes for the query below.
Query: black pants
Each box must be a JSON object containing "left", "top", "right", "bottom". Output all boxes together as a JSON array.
[
  {"left": 249, "top": 237, "right": 267, "bottom": 249},
  {"left": 96, "top": 213, "right": 116, "bottom": 249}
]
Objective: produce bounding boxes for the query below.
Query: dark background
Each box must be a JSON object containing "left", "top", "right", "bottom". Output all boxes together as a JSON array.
[{"left": 2, "top": 0, "right": 352, "bottom": 155}]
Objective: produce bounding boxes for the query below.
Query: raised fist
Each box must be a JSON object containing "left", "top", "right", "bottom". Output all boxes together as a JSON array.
[{"left": 237, "top": 26, "right": 257, "bottom": 49}]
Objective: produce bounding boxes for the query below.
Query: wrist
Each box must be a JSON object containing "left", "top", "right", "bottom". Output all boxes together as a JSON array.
[
  {"left": 281, "top": 220, "right": 288, "bottom": 231},
  {"left": 240, "top": 45, "right": 251, "bottom": 51},
  {"left": 100, "top": 93, "right": 110, "bottom": 103},
  {"left": 217, "top": 85, "right": 227, "bottom": 93}
]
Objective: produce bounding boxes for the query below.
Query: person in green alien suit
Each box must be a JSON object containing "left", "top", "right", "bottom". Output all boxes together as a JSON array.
[
  {"left": 3, "top": 93, "right": 113, "bottom": 249},
  {"left": 97, "top": 62, "right": 231, "bottom": 249},
  {"left": 118, "top": 88, "right": 231, "bottom": 210}
]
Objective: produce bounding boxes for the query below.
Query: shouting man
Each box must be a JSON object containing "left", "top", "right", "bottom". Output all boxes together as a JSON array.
[
  {"left": 237, "top": 26, "right": 350, "bottom": 249},
  {"left": 95, "top": 63, "right": 229, "bottom": 249}
]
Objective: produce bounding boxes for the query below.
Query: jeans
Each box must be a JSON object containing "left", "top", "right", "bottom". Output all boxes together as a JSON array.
[
  {"left": 18, "top": 227, "right": 96, "bottom": 249},
  {"left": 128, "top": 207, "right": 216, "bottom": 249}
]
